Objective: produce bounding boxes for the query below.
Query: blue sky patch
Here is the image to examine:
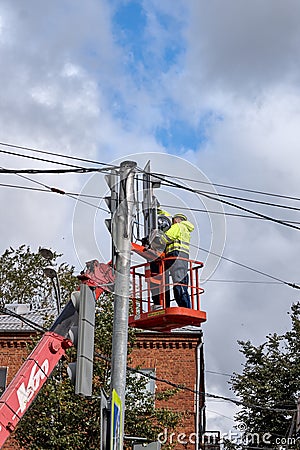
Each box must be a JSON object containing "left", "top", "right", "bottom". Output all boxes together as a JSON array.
[
  {"left": 156, "top": 120, "right": 206, "bottom": 151},
  {"left": 156, "top": 111, "right": 223, "bottom": 152},
  {"left": 113, "top": 2, "right": 147, "bottom": 64},
  {"left": 112, "top": 2, "right": 184, "bottom": 78}
]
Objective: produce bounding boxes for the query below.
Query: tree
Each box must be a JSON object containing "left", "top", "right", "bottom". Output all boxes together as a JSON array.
[
  {"left": 227, "top": 302, "right": 300, "bottom": 449},
  {"left": 0, "top": 245, "right": 78, "bottom": 308},
  {"left": 0, "top": 246, "right": 180, "bottom": 449}
]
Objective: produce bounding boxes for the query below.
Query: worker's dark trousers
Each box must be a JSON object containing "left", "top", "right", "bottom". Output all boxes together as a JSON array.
[
  {"left": 150, "top": 260, "right": 170, "bottom": 307},
  {"left": 165, "top": 251, "right": 191, "bottom": 309}
]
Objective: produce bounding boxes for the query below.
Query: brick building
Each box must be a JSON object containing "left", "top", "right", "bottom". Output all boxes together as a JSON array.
[
  {"left": 0, "top": 305, "right": 206, "bottom": 450},
  {"left": 130, "top": 329, "right": 205, "bottom": 449}
]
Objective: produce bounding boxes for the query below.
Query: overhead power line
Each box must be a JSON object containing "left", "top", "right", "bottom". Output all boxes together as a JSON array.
[
  {"left": 152, "top": 171, "right": 300, "bottom": 204},
  {"left": 0, "top": 141, "right": 118, "bottom": 168},
  {"left": 3, "top": 140, "right": 299, "bottom": 208},
  {"left": 206, "top": 370, "right": 232, "bottom": 377},
  {"left": 0, "top": 148, "right": 85, "bottom": 169},
  {"left": 0, "top": 298, "right": 296, "bottom": 413},
  {"left": 95, "top": 352, "right": 297, "bottom": 413},
  {"left": 161, "top": 188, "right": 300, "bottom": 213},
  {"left": 1, "top": 180, "right": 298, "bottom": 289},
  {"left": 0, "top": 306, "right": 47, "bottom": 333},
  {"left": 0, "top": 179, "right": 109, "bottom": 213},
  {"left": 142, "top": 169, "right": 300, "bottom": 232},
  {"left": 195, "top": 244, "right": 300, "bottom": 290},
  {"left": 0, "top": 181, "right": 106, "bottom": 200},
  {"left": 1, "top": 305, "right": 295, "bottom": 413},
  {"left": 2, "top": 180, "right": 300, "bottom": 224},
  {"left": 161, "top": 203, "right": 300, "bottom": 225},
  {"left": 0, "top": 167, "right": 114, "bottom": 174},
  {"left": 206, "top": 279, "right": 281, "bottom": 285}
]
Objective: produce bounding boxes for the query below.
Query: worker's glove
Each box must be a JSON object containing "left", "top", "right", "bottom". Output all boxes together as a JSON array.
[{"left": 141, "top": 236, "right": 150, "bottom": 248}]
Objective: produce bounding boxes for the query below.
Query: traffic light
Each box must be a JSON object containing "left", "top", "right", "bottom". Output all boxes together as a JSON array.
[
  {"left": 105, "top": 169, "right": 119, "bottom": 269},
  {"left": 142, "top": 160, "right": 164, "bottom": 238},
  {"left": 67, "top": 284, "right": 96, "bottom": 397}
]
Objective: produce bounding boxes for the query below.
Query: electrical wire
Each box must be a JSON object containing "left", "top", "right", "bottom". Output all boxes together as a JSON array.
[
  {"left": 0, "top": 182, "right": 49, "bottom": 193},
  {"left": 193, "top": 244, "right": 300, "bottom": 289},
  {"left": 3, "top": 179, "right": 300, "bottom": 225},
  {"left": 0, "top": 180, "right": 298, "bottom": 289},
  {"left": 0, "top": 175, "right": 109, "bottom": 213},
  {"left": 151, "top": 171, "right": 300, "bottom": 204},
  {"left": 2, "top": 145, "right": 300, "bottom": 219},
  {"left": 160, "top": 203, "right": 300, "bottom": 225},
  {"left": 95, "top": 352, "right": 297, "bottom": 413},
  {"left": 66, "top": 193, "right": 108, "bottom": 213},
  {"left": 1, "top": 168, "right": 299, "bottom": 289},
  {"left": 205, "top": 279, "right": 282, "bottom": 285},
  {"left": 0, "top": 181, "right": 106, "bottom": 199},
  {"left": 0, "top": 141, "right": 118, "bottom": 168},
  {"left": 159, "top": 181, "right": 300, "bottom": 214},
  {"left": 206, "top": 409, "right": 235, "bottom": 421},
  {"left": 0, "top": 306, "right": 47, "bottom": 333},
  {"left": 0, "top": 305, "right": 296, "bottom": 414},
  {"left": 0, "top": 148, "right": 86, "bottom": 169},
  {"left": 206, "top": 370, "right": 232, "bottom": 377},
  {"left": 0, "top": 167, "right": 115, "bottom": 174},
  {"left": 1, "top": 141, "right": 299, "bottom": 207},
  {"left": 140, "top": 169, "right": 300, "bottom": 231}
]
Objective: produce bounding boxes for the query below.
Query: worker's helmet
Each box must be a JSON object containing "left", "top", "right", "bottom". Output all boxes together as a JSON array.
[{"left": 173, "top": 213, "right": 187, "bottom": 221}]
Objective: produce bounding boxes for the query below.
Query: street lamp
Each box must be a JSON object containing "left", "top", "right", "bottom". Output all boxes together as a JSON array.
[
  {"left": 39, "top": 248, "right": 54, "bottom": 261},
  {"left": 39, "top": 248, "right": 61, "bottom": 314}
]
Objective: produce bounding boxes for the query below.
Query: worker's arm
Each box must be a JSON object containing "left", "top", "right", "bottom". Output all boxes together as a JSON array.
[{"left": 163, "top": 223, "right": 181, "bottom": 243}]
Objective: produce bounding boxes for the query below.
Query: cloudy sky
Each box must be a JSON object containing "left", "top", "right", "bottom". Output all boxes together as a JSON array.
[{"left": 1, "top": 0, "right": 300, "bottom": 434}]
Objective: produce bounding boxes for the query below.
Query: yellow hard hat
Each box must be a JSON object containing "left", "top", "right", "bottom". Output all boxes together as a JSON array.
[{"left": 173, "top": 213, "right": 187, "bottom": 221}]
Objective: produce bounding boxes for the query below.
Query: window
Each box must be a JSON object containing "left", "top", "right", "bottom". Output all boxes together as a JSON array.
[
  {"left": 135, "top": 368, "right": 156, "bottom": 396},
  {"left": 137, "top": 369, "right": 155, "bottom": 395},
  {"left": 0, "top": 367, "right": 7, "bottom": 395},
  {"left": 126, "top": 368, "right": 156, "bottom": 409}
]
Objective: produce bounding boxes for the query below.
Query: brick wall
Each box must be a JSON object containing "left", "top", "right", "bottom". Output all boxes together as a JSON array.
[
  {"left": 0, "top": 331, "right": 205, "bottom": 450},
  {"left": 130, "top": 331, "right": 204, "bottom": 450},
  {"left": 0, "top": 334, "right": 32, "bottom": 450}
]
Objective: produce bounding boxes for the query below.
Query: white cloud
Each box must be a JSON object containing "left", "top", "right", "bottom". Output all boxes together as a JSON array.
[
  {"left": 185, "top": 0, "right": 300, "bottom": 94},
  {"left": 1, "top": 0, "right": 300, "bottom": 436}
]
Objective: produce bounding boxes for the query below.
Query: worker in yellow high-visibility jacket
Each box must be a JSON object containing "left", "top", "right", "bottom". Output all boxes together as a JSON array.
[{"left": 162, "top": 213, "right": 194, "bottom": 308}]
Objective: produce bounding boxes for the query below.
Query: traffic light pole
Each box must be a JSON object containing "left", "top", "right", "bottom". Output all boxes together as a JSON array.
[{"left": 110, "top": 160, "right": 137, "bottom": 446}]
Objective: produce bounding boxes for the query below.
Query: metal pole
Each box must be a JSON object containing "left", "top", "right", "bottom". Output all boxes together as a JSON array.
[
  {"left": 51, "top": 277, "right": 61, "bottom": 315},
  {"left": 110, "top": 160, "right": 137, "bottom": 445},
  {"left": 296, "top": 397, "right": 300, "bottom": 436},
  {"left": 55, "top": 273, "right": 62, "bottom": 314}
]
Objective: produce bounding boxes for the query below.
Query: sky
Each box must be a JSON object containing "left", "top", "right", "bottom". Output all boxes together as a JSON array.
[{"left": 1, "top": 0, "right": 300, "bottom": 438}]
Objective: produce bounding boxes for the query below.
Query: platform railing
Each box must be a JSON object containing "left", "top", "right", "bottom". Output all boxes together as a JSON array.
[{"left": 130, "top": 257, "right": 204, "bottom": 315}]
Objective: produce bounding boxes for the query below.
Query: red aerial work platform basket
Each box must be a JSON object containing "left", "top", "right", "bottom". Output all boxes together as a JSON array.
[{"left": 128, "top": 255, "right": 206, "bottom": 332}]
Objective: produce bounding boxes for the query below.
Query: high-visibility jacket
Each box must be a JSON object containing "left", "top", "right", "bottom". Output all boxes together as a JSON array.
[
  {"left": 163, "top": 220, "right": 194, "bottom": 255},
  {"left": 157, "top": 208, "right": 171, "bottom": 217}
]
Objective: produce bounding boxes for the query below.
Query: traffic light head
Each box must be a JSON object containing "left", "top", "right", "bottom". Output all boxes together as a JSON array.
[{"left": 67, "top": 284, "right": 96, "bottom": 397}]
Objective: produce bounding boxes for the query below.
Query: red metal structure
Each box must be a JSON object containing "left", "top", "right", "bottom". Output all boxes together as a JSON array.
[
  {"left": 0, "top": 246, "right": 206, "bottom": 446},
  {"left": 78, "top": 260, "right": 115, "bottom": 299},
  {"left": 0, "top": 276, "right": 111, "bottom": 450},
  {"left": 129, "top": 243, "right": 206, "bottom": 332},
  {"left": 0, "top": 332, "right": 72, "bottom": 447},
  {"left": 0, "top": 298, "right": 82, "bottom": 448}
]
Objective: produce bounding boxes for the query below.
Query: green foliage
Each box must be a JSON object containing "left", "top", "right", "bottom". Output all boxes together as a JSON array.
[
  {"left": 229, "top": 302, "right": 300, "bottom": 449},
  {"left": 0, "top": 245, "right": 78, "bottom": 309},
  {"left": 8, "top": 251, "right": 180, "bottom": 449}
]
